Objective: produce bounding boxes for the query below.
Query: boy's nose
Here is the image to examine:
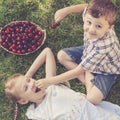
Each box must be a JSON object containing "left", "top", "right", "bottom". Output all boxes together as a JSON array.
[{"left": 89, "top": 25, "right": 96, "bottom": 33}]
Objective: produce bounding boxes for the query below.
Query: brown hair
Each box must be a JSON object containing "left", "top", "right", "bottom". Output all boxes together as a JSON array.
[
  {"left": 86, "top": 0, "right": 118, "bottom": 25},
  {"left": 5, "top": 73, "right": 23, "bottom": 120}
]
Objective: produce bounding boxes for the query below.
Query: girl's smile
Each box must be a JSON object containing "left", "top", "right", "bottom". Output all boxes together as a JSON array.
[{"left": 13, "top": 75, "right": 46, "bottom": 104}]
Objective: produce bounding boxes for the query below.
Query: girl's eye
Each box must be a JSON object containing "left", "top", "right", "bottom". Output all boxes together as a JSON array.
[
  {"left": 26, "top": 78, "right": 31, "bottom": 83},
  {"left": 24, "top": 85, "right": 28, "bottom": 91},
  {"left": 96, "top": 24, "right": 102, "bottom": 29}
]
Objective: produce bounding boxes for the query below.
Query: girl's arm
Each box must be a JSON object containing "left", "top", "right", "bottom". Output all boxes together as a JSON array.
[
  {"left": 54, "top": 4, "right": 88, "bottom": 23},
  {"left": 25, "top": 47, "right": 56, "bottom": 78}
]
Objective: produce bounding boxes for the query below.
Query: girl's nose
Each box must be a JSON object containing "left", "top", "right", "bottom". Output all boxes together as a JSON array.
[{"left": 29, "top": 78, "right": 35, "bottom": 89}]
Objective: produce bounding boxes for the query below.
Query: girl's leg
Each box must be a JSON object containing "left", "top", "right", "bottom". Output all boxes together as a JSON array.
[{"left": 25, "top": 47, "right": 56, "bottom": 78}]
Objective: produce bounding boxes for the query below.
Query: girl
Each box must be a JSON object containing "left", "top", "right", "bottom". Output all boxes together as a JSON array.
[{"left": 5, "top": 47, "right": 120, "bottom": 120}]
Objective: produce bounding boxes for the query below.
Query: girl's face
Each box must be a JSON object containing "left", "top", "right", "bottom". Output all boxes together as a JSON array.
[
  {"left": 83, "top": 13, "right": 112, "bottom": 40},
  {"left": 13, "top": 75, "right": 46, "bottom": 104}
]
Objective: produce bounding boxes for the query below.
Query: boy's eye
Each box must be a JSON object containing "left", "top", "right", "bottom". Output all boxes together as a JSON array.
[{"left": 86, "top": 20, "right": 91, "bottom": 25}]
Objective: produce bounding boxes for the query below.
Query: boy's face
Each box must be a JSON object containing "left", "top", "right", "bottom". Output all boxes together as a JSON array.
[
  {"left": 13, "top": 75, "right": 46, "bottom": 104},
  {"left": 83, "top": 13, "right": 112, "bottom": 40}
]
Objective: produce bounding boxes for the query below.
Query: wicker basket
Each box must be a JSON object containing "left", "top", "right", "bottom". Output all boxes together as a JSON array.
[{"left": 0, "top": 21, "right": 46, "bottom": 55}]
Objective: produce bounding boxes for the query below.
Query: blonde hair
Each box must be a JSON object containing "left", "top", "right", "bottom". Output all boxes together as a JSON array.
[
  {"left": 87, "top": 0, "right": 118, "bottom": 25},
  {"left": 5, "top": 73, "right": 23, "bottom": 120}
]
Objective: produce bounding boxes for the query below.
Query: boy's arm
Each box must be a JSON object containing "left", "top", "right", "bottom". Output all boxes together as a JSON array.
[
  {"left": 54, "top": 4, "right": 88, "bottom": 23},
  {"left": 36, "top": 64, "right": 85, "bottom": 89}
]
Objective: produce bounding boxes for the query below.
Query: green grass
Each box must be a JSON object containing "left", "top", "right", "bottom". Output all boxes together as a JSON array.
[{"left": 0, "top": 0, "right": 120, "bottom": 119}]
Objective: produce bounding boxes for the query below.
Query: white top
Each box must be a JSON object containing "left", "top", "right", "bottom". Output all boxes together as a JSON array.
[{"left": 26, "top": 85, "right": 120, "bottom": 120}]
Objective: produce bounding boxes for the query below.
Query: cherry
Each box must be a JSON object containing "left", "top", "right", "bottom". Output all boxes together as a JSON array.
[
  {"left": 1, "top": 35, "right": 6, "bottom": 41},
  {"left": 51, "top": 22, "right": 60, "bottom": 29},
  {"left": 32, "top": 45, "right": 36, "bottom": 50},
  {"left": 28, "top": 48, "right": 32, "bottom": 52},
  {"left": 15, "top": 28, "right": 20, "bottom": 32},
  {"left": 12, "top": 49, "right": 16, "bottom": 53},
  {"left": 17, "top": 50, "right": 21, "bottom": 54},
  {"left": 35, "top": 87, "right": 41, "bottom": 93}
]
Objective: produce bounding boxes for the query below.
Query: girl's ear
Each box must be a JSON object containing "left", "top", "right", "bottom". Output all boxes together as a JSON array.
[
  {"left": 109, "top": 25, "right": 114, "bottom": 29},
  {"left": 18, "top": 99, "right": 29, "bottom": 105}
]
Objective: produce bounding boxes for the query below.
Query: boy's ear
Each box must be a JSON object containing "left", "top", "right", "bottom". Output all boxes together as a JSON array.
[{"left": 18, "top": 99, "right": 29, "bottom": 105}]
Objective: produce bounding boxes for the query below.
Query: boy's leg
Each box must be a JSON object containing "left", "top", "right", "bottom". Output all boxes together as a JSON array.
[
  {"left": 57, "top": 46, "right": 85, "bottom": 83},
  {"left": 85, "top": 72, "right": 104, "bottom": 104},
  {"left": 85, "top": 71, "right": 117, "bottom": 104}
]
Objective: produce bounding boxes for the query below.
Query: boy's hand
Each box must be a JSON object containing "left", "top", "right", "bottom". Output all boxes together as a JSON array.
[
  {"left": 35, "top": 78, "right": 50, "bottom": 90},
  {"left": 54, "top": 8, "right": 68, "bottom": 23}
]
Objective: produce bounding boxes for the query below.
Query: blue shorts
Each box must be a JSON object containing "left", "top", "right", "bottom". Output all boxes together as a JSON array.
[{"left": 63, "top": 46, "right": 117, "bottom": 98}]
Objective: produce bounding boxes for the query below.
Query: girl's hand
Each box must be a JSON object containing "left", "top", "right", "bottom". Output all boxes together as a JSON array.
[{"left": 54, "top": 8, "right": 68, "bottom": 23}]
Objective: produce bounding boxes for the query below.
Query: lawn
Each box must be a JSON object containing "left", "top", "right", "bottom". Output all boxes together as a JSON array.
[{"left": 0, "top": 0, "right": 120, "bottom": 119}]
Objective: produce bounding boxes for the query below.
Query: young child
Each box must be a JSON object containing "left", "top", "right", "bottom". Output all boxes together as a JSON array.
[
  {"left": 37, "top": 0, "right": 120, "bottom": 104},
  {"left": 5, "top": 47, "right": 120, "bottom": 120}
]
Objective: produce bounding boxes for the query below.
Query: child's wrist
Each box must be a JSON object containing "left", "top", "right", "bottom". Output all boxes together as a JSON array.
[{"left": 25, "top": 73, "right": 31, "bottom": 78}]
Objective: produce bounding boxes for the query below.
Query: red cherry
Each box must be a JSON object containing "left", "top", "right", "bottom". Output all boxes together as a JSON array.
[
  {"left": 17, "top": 41, "right": 21, "bottom": 45},
  {"left": 28, "top": 48, "right": 32, "bottom": 52},
  {"left": 12, "top": 49, "right": 16, "bottom": 53},
  {"left": 38, "top": 31, "right": 43, "bottom": 36},
  {"left": 17, "top": 36, "right": 21, "bottom": 41},
  {"left": 5, "top": 29, "right": 10, "bottom": 34},
  {"left": 12, "top": 33, "right": 16, "bottom": 38},
  {"left": 32, "top": 45, "right": 36, "bottom": 50},
  {"left": 28, "top": 33, "right": 33, "bottom": 37},
  {"left": 1, "top": 35, "right": 6, "bottom": 41},
  {"left": 17, "top": 50, "right": 21, "bottom": 54},
  {"left": 37, "top": 40, "right": 42, "bottom": 46},
  {"left": 21, "top": 49, "right": 26, "bottom": 53},
  {"left": 25, "top": 21, "right": 31, "bottom": 25},
  {"left": 34, "top": 35, "right": 39, "bottom": 40},
  {"left": 51, "top": 22, "right": 60, "bottom": 29},
  {"left": 11, "top": 44, "right": 15, "bottom": 49},
  {"left": 18, "top": 44, "right": 22, "bottom": 49},
  {"left": 12, "top": 39, "right": 17, "bottom": 44},
  {"left": 15, "top": 28, "right": 20, "bottom": 32}
]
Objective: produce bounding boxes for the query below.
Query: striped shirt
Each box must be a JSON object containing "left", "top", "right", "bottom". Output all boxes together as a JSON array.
[{"left": 80, "top": 29, "right": 120, "bottom": 74}]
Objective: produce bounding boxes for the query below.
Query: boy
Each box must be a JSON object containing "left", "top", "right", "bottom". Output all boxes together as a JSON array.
[{"left": 37, "top": 0, "right": 120, "bottom": 104}]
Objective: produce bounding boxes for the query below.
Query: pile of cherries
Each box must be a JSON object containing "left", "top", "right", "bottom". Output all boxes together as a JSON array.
[{"left": 0, "top": 21, "right": 44, "bottom": 55}]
